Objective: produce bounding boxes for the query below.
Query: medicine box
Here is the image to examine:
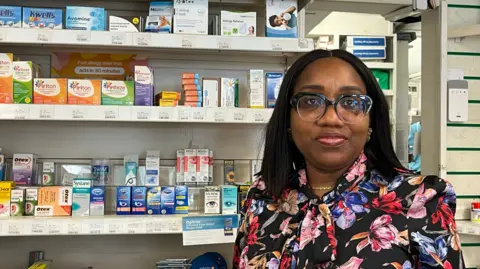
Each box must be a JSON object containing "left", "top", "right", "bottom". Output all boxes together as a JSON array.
[
  {"left": 42, "top": 162, "right": 55, "bottom": 186},
  {"left": 196, "top": 149, "right": 209, "bottom": 183},
  {"left": 184, "top": 149, "right": 197, "bottom": 183},
  {"left": 68, "top": 79, "right": 101, "bottom": 105},
  {"left": 147, "top": 186, "right": 161, "bottom": 215},
  {"left": 204, "top": 186, "right": 220, "bottom": 214},
  {"left": 0, "top": 6, "right": 21, "bottom": 28},
  {"left": 34, "top": 79, "right": 68, "bottom": 104},
  {"left": 0, "top": 181, "right": 14, "bottom": 217},
  {"left": 22, "top": 8, "right": 63, "bottom": 29},
  {"left": 203, "top": 78, "right": 219, "bottom": 108},
  {"left": 174, "top": 185, "right": 188, "bottom": 214},
  {"left": 221, "top": 11, "right": 256, "bottom": 36},
  {"left": 12, "top": 153, "right": 36, "bottom": 185},
  {"left": 238, "top": 184, "right": 249, "bottom": 212},
  {"left": 221, "top": 185, "right": 238, "bottom": 214},
  {"left": 89, "top": 186, "right": 105, "bottom": 216},
  {"left": 13, "top": 61, "right": 36, "bottom": 104},
  {"left": 145, "top": 150, "right": 160, "bottom": 186},
  {"left": 0, "top": 53, "right": 13, "bottom": 104},
  {"left": 25, "top": 188, "right": 38, "bottom": 216},
  {"left": 208, "top": 150, "right": 213, "bottom": 183},
  {"left": 266, "top": 72, "right": 283, "bottom": 108},
  {"left": 265, "top": 0, "right": 298, "bottom": 38},
  {"left": 134, "top": 66, "right": 154, "bottom": 106},
  {"left": 72, "top": 179, "right": 92, "bottom": 217},
  {"left": 36, "top": 186, "right": 73, "bottom": 216},
  {"left": 224, "top": 160, "right": 235, "bottom": 185},
  {"left": 10, "top": 189, "right": 25, "bottom": 216},
  {"left": 132, "top": 186, "right": 147, "bottom": 215},
  {"left": 248, "top": 69, "right": 265, "bottom": 108},
  {"left": 146, "top": 1, "right": 173, "bottom": 33},
  {"left": 116, "top": 186, "right": 131, "bottom": 215},
  {"left": 221, "top": 78, "right": 239, "bottom": 108},
  {"left": 65, "top": 6, "right": 106, "bottom": 31},
  {"left": 160, "top": 186, "right": 175, "bottom": 215},
  {"left": 173, "top": 0, "right": 208, "bottom": 35},
  {"left": 101, "top": 80, "right": 134, "bottom": 105},
  {"left": 109, "top": 16, "right": 144, "bottom": 32},
  {"left": 176, "top": 150, "right": 185, "bottom": 184}
]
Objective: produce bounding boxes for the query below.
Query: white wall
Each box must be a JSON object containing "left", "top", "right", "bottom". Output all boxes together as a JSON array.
[{"left": 308, "top": 12, "right": 392, "bottom": 36}]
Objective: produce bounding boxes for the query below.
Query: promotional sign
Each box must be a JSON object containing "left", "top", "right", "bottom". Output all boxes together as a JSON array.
[
  {"left": 182, "top": 214, "right": 239, "bottom": 246},
  {"left": 51, "top": 53, "right": 148, "bottom": 80}
]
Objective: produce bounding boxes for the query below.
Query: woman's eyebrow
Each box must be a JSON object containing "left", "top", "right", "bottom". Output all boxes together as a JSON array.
[
  {"left": 298, "top": 84, "right": 324, "bottom": 92},
  {"left": 339, "top": 85, "right": 364, "bottom": 94}
]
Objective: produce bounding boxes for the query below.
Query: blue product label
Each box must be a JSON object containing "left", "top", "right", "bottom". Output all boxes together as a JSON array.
[
  {"left": 266, "top": 73, "right": 283, "bottom": 108},
  {"left": 182, "top": 215, "right": 239, "bottom": 231},
  {"left": 0, "top": 6, "right": 21, "bottom": 28},
  {"left": 22, "top": 8, "right": 63, "bottom": 29},
  {"left": 175, "top": 185, "right": 188, "bottom": 214},
  {"left": 66, "top": 6, "right": 105, "bottom": 31},
  {"left": 90, "top": 187, "right": 105, "bottom": 202},
  {"left": 132, "top": 187, "right": 147, "bottom": 215},
  {"left": 352, "top": 37, "right": 386, "bottom": 47},
  {"left": 92, "top": 165, "right": 109, "bottom": 184},
  {"left": 351, "top": 49, "right": 386, "bottom": 59},
  {"left": 147, "top": 187, "right": 161, "bottom": 215},
  {"left": 161, "top": 186, "right": 175, "bottom": 215},
  {"left": 116, "top": 186, "right": 131, "bottom": 215}
]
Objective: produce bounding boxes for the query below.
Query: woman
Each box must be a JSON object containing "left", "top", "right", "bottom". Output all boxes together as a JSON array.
[{"left": 233, "top": 49, "right": 463, "bottom": 269}]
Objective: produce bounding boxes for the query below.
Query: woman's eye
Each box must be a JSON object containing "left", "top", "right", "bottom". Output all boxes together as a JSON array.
[
  {"left": 304, "top": 97, "right": 319, "bottom": 106},
  {"left": 224, "top": 201, "right": 236, "bottom": 207},
  {"left": 206, "top": 201, "right": 218, "bottom": 208},
  {"left": 341, "top": 98, "right": 361, "bottom": 111}
]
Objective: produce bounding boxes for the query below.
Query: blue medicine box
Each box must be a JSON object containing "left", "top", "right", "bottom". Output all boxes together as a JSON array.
[
  {"left": 22, "top": 8, "right": 63, "bottom": 29},
  {"left": 66, "top": 6, "right": 106, "bottom": 31},
  {"left": 0, "top": 6, "right": 21, "bottom": 28}
]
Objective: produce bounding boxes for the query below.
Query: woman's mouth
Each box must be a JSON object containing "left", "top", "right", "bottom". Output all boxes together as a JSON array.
[{"left": 315, "top": 133, "right": 347, "bottom": 147}]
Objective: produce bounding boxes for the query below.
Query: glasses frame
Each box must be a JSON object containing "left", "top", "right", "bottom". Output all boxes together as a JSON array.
[{"left": 290, "top": 92, "right": 373, "bottom": 123}]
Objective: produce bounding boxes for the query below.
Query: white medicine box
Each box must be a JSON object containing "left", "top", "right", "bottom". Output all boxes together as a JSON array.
[{"left": 173, "top": 0, "right": 208, "bottom": 35}]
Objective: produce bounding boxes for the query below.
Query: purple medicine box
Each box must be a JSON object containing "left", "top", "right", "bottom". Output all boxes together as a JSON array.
[{"left": 134, "top": 66, "right": 154, "bottom": 106}]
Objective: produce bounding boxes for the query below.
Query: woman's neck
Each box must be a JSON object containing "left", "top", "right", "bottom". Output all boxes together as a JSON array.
[{"left": 305, "top": 161, "right": 349, "bottom": 187}]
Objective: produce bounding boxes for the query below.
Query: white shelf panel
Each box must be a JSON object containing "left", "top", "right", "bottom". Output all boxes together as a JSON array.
[
  {"left": 365, "top": 62, "right": 395, "bottom": 69},
  {"left": 0, "top": 28, "right": 314, "bottom": 56},
  {"left": 0, "top": 104, "right": 273, "bottom": 124},
  {"left": 448, "top": 24, "right": 480, "bottom": 39},
  {"left": 457, "top": 220, "right": 480, "bottom": 236},
  {"left": 382, "top": 89, "right": 394, "bottom": 96}
]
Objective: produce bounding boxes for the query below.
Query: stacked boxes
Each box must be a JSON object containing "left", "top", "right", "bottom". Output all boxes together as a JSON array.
[
  {"left": 182, "top": 73, "right": 202, "bottom": 107},
  {"left": 181, "top": 148, "right": 214, "bottom": 184},
  {"left": 155, "top": 91, "right": 180, "bottom": 107},
  {"left": 0, "top": 181, "right": 14, "bottom": 217}
]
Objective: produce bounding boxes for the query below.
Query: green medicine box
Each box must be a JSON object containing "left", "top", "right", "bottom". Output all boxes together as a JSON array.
[{"left": 101, "top": 80, "right": 134, "bottom": 105}]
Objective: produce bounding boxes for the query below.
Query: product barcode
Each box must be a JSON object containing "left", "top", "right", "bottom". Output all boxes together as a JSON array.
[
  {"left": 72, "top": 110, "right": 85, "bottom": 119},
  {"left": 178, "top": 110, "right": 190, "bottom": 120},
  {"left": 214, "top": 112, "right": 225, "bottom": 122},
  {"left": 104, "top": 111, "right": 117, "bottom": 120},
  {"left": 39, "top": 111, "right": 52, "bottom": 119},
  {"left": 159, "top": 112, "right": 170, "bottom": 120},
  {"left": 468, "top": 227, "right": 476, "bottom": 234},
  {"left": 181, "top": 38, "right": 193, "bottom": 48},
  {"left": 137, "top": 112, "right": 149, "bottom": 120},
  {"left": 193, "top": 112, "right": 204, "bottom": 120},
  {"left": 254, "top": 113, "right": 265, "bottom": 122},
  {"left": 234, "top": 112, "right": 245, "bottom": 121}
]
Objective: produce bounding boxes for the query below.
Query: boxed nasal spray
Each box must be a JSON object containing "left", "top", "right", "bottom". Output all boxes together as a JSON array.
[
  {"left": 134, "top": 66, "right": 154, "bottom": 106},
  {"left": 36, "top": 186, "right": 73, "bottom": 216},
  {"left": 248, "top": 69, "right": 265, "bottom": 108},
  {"left": 0, "top": 6, "right": 21, "bottom": 28},
  {"left": 196, "top": 149, "right": 209, "bottom": 183},
  {"left": 34, "top": 78, "right": 67, "bottom": 104},
  {"left": 72, "top": 179, "right": 92, "bottom": 217},
  {"left": 266, "top": 72, "right": 283, "bottom": 108},
  {"left": 10, "top": 189, "right": 25, "bottom": 216},
  {"left": 160, "top": 186, "right": 175, "bottom": 215},
  {"left": 67, "top": 79, "right": 101, "bottom": 105},
  {"left": 132, "top": 186, "right": 147, "bottom": 215},
  {"left": 266, "top": 0, "right": 298, "bottom": 38},
  {"left": 22, "top": 8, "right": 63, "bottom": 29},
  {"left": 66, "top": 6, "right": 106, "bottom": 31},
  {"left": 25, "top": 188, "right": 38, "bottom": 216},
  {"left": 101, "top": 80, "right": 134, "bottom": 105},
  {"left": 13, "top": 61, "right": 38, "bottom": 104},
  {"left": 174, "top": 185, "right": 188, "bottom": 214},
  {"left": 116, "top": 186, "right": 131, "bottom": 215},
  {"left": 12, "top": 153, "right": 37, "bottom": 185},
  {"left": 173, "top": 0, "right": 208, "bottom": 35},
  {"left": 90, "top": 186, "right": 105, "bottom": 216},
  {"left": 147, "top": 186, "right": 161, "bottom": 215},
  {"left": 0, "top": 53, "right": 13, "bottom": 104}
]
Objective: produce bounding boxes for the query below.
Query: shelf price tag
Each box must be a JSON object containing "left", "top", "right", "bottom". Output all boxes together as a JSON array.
[
  {"left": 136, "top": 34, "right": 151, "bottom": 46},
  {"left": 181, "top": 37, "right": 194, "bottom": 48},
  {"left": 178, "top": 108, "right": 191, "bottom": 121},
  {"left": 135, "top": 109, "right": 150, "bottom": 120},
  {"left": 217, "top": 39, "right": 231, "bottom": 50},
  {"left": 36, "top": 31, "right": 52, "bottom": 43},
  {"left": 192, "top": 110, "right": 205, "bottom": 121},
  {"left": 0, "top": 30, "right": 7, "bottom": 41},
  {"left": 157, "top": 108, "right": 174, "bottom": 121},
  {"left": 214, "top": 110, "right": 226, "bottom": 122},
  {"left": 39, "top": 107, "right": 53, "bottom": 119},
  {"left": 72, "top": 108, "right": 88, "bottom": 119},
  {"left": 106, "top": 222, "right": 124, "bottom": 234},
  {"left": 76, "top": 32, "right": 91, "bottom": 43},
  {"left": 29, "top": 221, "right": 46, "bottom": 235},
  {"left": 271, "top": 41, "right": 283, "bottom": 51},
  {"left": 111, "top": 33, "right": 127, "bottom": 45},
  {"left": 146, "top": 220, "right": 162, "bottom": 233},
  {"left": 5, "top": 222, "right": 23, "bottom": 236},
  {"left": 87, "top": 222, "right": 103, "bottom": 235},
  {"left": 127, "top": 221, "right": 146, "bottom": 234},
  {"left": 103, "top": 108, "right": 118, "bottom": 120},
  {"left": 233, "top": 111, "right": 246, "bottom": 122},
  {"left": 14, "top": 107, "right": 28, "bottom": 119},
  {"left": 253, "top": 111, "right": 266, "bottom": 123},
  {"left": 47, "top": 221, "right": 63, "bottom": 235},
  {"left": 67, "top": 223, "right": 81, "bottom": 235},
  {"left": 467, "top": 226, "right": 476, "bottom": 234}
]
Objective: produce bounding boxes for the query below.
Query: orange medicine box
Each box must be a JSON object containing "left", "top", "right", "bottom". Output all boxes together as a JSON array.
[
  {"left": 184, "top": 90, "right": 202, "bottom": 97},
  {"left": 67, "top": 79, "right": 101, "bottom": 105},
  {"left": 182, "top": 73, "right": 199, "bottom": 79},
  {"left": 0, "top": 53, "right": 13, "bottom": 104},
  {"left": 33, "top": 79, "right": 67, "bottom": 104},
  {"left": 182, "top": 79, "right": 199, "bottom": 85},
  {"left": 35, "top": 186, "right": 73, "bottom": 216}
]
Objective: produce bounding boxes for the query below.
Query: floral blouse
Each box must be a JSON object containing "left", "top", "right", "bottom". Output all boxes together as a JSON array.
[{"left": 233, "top": 153, "right": 464, "bottom": 269}]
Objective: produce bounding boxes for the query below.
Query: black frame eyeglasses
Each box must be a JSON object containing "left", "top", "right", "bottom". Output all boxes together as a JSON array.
[{"left": 290, "top": 92, "right": 373, "bottom": 123}]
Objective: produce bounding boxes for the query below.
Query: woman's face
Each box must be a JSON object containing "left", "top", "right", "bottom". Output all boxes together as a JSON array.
[{"left": 290, "top": 57, "right": 370, "bottom": 172}]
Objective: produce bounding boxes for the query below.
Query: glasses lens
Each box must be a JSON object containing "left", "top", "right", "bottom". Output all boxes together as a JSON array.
[
  {"left": 296, "top": 95, "right": 326, "bottom": 121},
  {"left": 336, "top": 96, "right": 368, "bottom": 123}
]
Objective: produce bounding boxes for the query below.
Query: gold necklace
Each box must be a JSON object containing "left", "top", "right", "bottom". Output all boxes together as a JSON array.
[{"left": 311, "top": 186, "right": 333, "bottom": 191}]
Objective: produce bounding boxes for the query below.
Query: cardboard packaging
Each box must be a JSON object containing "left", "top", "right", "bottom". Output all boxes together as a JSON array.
[
  {"left": 0, "top": 53, "right": 13, "bottom": 103},
  {"left": 146, "top": 1, "right": 173, "bottom": 33},
  {"left": 248, "top": 69, "right": 265, "bottom": 108},
  {"left": 147, "top": 186, "right": 161, "bottom": 215},
  {"left": 25, "top": 188, "right": 38, "bottom": 216},
  {"left": 116, "top": 186, "right": 131, "bottom": 215},
  {"left": 132, "top": 186, "right": 147, "bottom": 215},
  {"left": 176, "top": 150, "right": 185, "bottom": 184},
  {"left": 22, "top": 8, "right": 63, "bottom": 29},
  {"left": 173, "top": 0, "right": 208, "bottom": 35},
  {"left": 202, "top": 78, "right": 219, "bottom": 108},
  {"left": 10, "top": 189, "right": 25, "bottom": 216},
  {"left": 221, "top": 185, "right": 238, "bottom": 214},
  {"left": 12, "top": 153, "right": 37, "bottom": 186},
  {"left": 90, "top": 186, "right": 105, "bottom": 216},
  {"left": 72, "top": 179, "right": 92, "bottom": 217},
  {"left": 224, "top": 160, "right": 235, "bottom": 185},
  {"left": 67, "top": 79, "right": 101, "bottom": 105},
  {"left": 204, "top": 186, "right": 220, "bottom": 214},
  {"left": 221, "top": 78, "right": 239, "bottom": 108},
  {"left": 101, "top": 80, "right": 134, "bottom": 105},
  {"left": 221, "top": 11, "right": 256, "bottom": 36},
  {"left": 196, "top": 149, "right": 209, "bottom": 183},
  {"left": 134, "top": 66, "right": 154, "bottom": 106},
  {"left": 0, "top": 181, "right": 14, "bottom": 217},
  {"left": 266, "top": 0, "right": 298, "bottom": 38},
  {"left": 109, "top": 16, "right": 144, "bottom": 32},
  {"left": 0, "top": 6, "right": 22, "bottom": 28},
  {"left": 145, "top": 150, "right": 160, "bottom": 186},
  {"left": 184, "top": 149, "right": 197, "bottom": 183},
  {"left": 266, "top": 72, "right": 283, "bottom": 108},
  {"left": 36, "top": 186, "right": 73, "bottom": 216},
  {"left": 33, "top": 78, "right": 67, "bottom": 104},
  {"left": 13, "top": 61, "right": 38, "bottom": 104},
  {"left": 42, "top": 161, "right": 55, "bottom": 186},
  {"left": 174, "top": 185, "right": 188, "bottom": 214},
  {"left": 208, "top": 150, "right": 214, "bottom": 183},
  {"left": 160, "top": 186, "right": 175, "bottom": 215},
  {"left": 65, "top": 6, "right": 106, "bottom": 31}
]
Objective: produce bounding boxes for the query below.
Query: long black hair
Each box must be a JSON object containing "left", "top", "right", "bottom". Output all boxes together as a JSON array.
[{"left": 259, "top": 49, "right": 406, "bottom": 197}]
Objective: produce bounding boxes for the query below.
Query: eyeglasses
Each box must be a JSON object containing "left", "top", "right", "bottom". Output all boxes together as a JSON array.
[{"left": 290, "top": 92, "right": 373, "bottom": 123}]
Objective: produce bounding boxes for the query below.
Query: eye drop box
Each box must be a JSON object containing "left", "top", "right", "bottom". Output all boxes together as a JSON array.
[
  {"left": 124, "top": 154, "right": 138, "bottom": 186},
  {"left": 224, "top": 160, "right": 235, "bottom": 185},
  {"left": 221, "top": 78, "right": 239, "bottom": 108},
  {"left": 238, "top": 184, "right": 249, "bottom": 212},
  {"left": 204, "top": 186, "right": 220, "bottom": 214},
  {"left": 101, "top": 80, "right": 134, "bottom": 105},
  {"left": 0, "top": 182, "right": 14, "bottom": 217},
  {"left": 146, "top": 150, "right": 160, "bottom": 186},
  {"left": 12, "top": 153, "right": 37, "bottom": 186},
  {"left": 173, "top": 0, "right": 208, "bottom": 35},
  {"left": 109, "top": 16, "right": 144, "bottom": 32},
  {"left": 42, "top": 162, "right": 55, "bottom": 186},
  {"left": 160, "top": 186, "right": 175, "bottom": 215},
  {"left": 116, "top": 186, "right": 131, "bottom": 215},
  {"left": 134, "top": 66, "right": 154, "bottom": 106},
  {"left": 89, "top": 186, "right": 105, "bottom": 216},
  {"left": 248, "top": 70, "right": 265, "bottom": 108},
  {"left": 13, "top": 61, "right": 36, "bottom": 104},
  {"left": 0, "top": 6, "right": 21, "bottom": 28},
  {"left": 22, "top": 8, "right": 63, "bottom": 29},
  {"left": 10, "top": 189, "right": 25, "bottom": 216},
  {"left": 208, "top": 150, "right": 213, "bottom": 183},
  {"left": 176, "top": 150, "right": 185, "bottom": 184},
  {"left": 132, "top": 186, "right": 147, "bottom": 215},
  {"left": 147, "top": 186, "right": 161, "bottom": 215},
  {"left": 67, "top": 79, "right": 101, "bottom": 105},
  {"left": 72, "top": 179, "right": 92, "bottom": 217},
  {"left": 196, "top": 149, "right": 209, "bottom": 183},
  {"left": 221, "top": 11, "right": 256, "bottom": 36},
  {"left": 36, "top": 186, "right": 73, "bottom": 216},
  {"left": 0, "top": 53, "right": 13, "bottom": 104},
  {"left": 202, "top": 78, "right": 219, "bottom": 108},
  {"left": 221, "top": 185, "right": 238, "bottom": 214},
  {"left": 25, "top": 188, "right": 38, "bottom": 216},
  {"left": 174, "top": 185, "right": 188, "bottom": 214},
  {"left": 266, "top": 0, "right": 298, "bottom": 38},
  {"left": 66, "top": 6, "right": 106, "bottom": 31},
  {"left": 34, "top": 79, "right": 67, "bottom": 104},
  {"left": 266, "top": 72, "right": 283, "bottom": 108},
  {"left": 184, "top": 149, "right": 197, "bottom": 183}
]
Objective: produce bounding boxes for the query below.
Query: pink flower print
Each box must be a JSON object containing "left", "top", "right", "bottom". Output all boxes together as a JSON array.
[
  {"left": 238, "top": 246, "right": 249, "bottom": 269},
  {"left": 299, "top": 210, "right": 323, "bottom": 249},
  {"left": 339, "top": 257, "right": 364, "bottom": 269},
  {"left": 406, "top": 184, "right": 437, "bottom": 219},
  {"left": 298, "top": 169, "right": 308, "bottom": 186},
  {"left": 348, "top": 215, "right": 399, "bottom": 253},
  {"left": 345, "top": 154, "right": 367, "bottom": 182},
  {"left": 252, "top": 178, "right": 266, "bottom": 191}
]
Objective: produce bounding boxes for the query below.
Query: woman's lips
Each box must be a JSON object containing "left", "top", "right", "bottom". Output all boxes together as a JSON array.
[{"left": 315, "top": 134, "right": 347, "bottom": 147}]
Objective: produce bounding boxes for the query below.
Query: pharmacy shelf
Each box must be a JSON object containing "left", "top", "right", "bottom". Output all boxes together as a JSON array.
[
  {"left": 383, "top": 89, "right": 395, "bottom": 96},
  {"left": 0, "top": 104, "right": 273, "bottom": 124},
  {"left": 448, "top": 24, "right": 480, "bottom": 39},
  {"left": 457, "top": 220, "right": 480, "bottom": 236},
  {"left": 365, "top": 62, "right": 395, "bottom": 70},
  {"left": 0, "top": 28, "right": 314, "bottom": 56}
]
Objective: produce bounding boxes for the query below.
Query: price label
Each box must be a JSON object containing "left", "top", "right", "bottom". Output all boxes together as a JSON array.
[
  {"left": 106, "top": 222, "right": 123, "bottom": 234},
  {"left": 47, "top": 222, "right": 63, "bottom": 235},
  {"left": 104, "top": 109, "right": 118, "bottom": 120},
  {"left": 30, "top": 221, "right": 46, "bottom": 235},
  {"left": 178, "top": 108, "right": 191, "bottom": 121},
  {"left": 271, "top": 42, "right": 283, "bottom": 51},
  {"left": 253, "top": 112, "right": 266, "bottom": 122},
  {"left": 146, "top": 220, "right": 162, "bottom": 233},
  {"left": 298, "top": 38, "right": 309, "bottom": 49},
  {"left": 168, "top": 220, "right": 181, "bottom": 232},
  {"left": 76, "top": 32, "right": 91, "bottom": 42},
  {"left": 217, "top": 40, "right": 231, "bottom": 50},
  {"left": 193, "top": 111, "right": 205, "bottom": 121},
  {"left": 181, "top": 38, "right": 194, "bottom": 48},
  {"left": 158, "top": 111, "right": 171, "bottom": 120},
  {"left": 112, "top": 33, "right": 126, "bottom": 45},
  {"left": 127, "top": 222, "right": 145, "bottom": 234},
  {"left": 37, "top": 31, "right": 52, "bottom": 42},
  {"left": 6, "top": 222, "right": 23, "bottom": 235},
  {"left": 214, "top": 111, "right": 226, "bottom": 122},
  {"left": 233, "top": 111, "right": 246, "bottom": 121},
  {"left": 88, "top": 223, "right": 103, "bottom": 235},
  {"left": 39, "top": 108, "right": 53, "bottom": 119},
  {"left": 136, "top": 35, "right": 151, "bottom": 46},
  {"left": 67, "top": 223, "right": 81, "bottom": 235},
  {"left": 136, "top": 111, "right": 150, "bottom": 120},
  {"left": 14, "top": 108, "right": 27, "bottom": 119},
  {"left": 72, "top": 109, "right": 87, "bottom": 119},
  {"left": 0, "top": 30, "right": 7, "bottom": 41},
  {"left": 468, "top": 227, "right": 476, "bottom": 234}
]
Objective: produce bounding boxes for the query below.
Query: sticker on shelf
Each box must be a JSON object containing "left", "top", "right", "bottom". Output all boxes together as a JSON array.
[
  {"left": 217, "top": 39, "right": 231, "bottom": 50},
  {"left": 4, "top": 221, "right": 23, "bottom": 236},
  {"left": 106, "top": 221, "right": 124, "bottom": 234},
  {"left": 298, "top": 38, "right": 308, "bottom": 49},
  {"left": 214, "top": 110, "right": 226, "bottom": 122},
  {"left": 67, "top": 223, "right": 81, "bottom": 235},
  {"left": 181, "top": 37, "right": 194, "bottom": 48},
  {"left": 134, "top": 108, "right": 151, "bottom": 120},
  {"left": 135, "top": 34, "right": 151, "bottom": 46},
  {"left": 14, "top": 107, "right": 28, "bottom": 119},
  {"left": 47, "top": 220, "right": 63, "bottom": 235},
  {"left": 270, "top": 41, "right": 283, "bottom": 51},
  {"left": 127, "top": 221, "right": 146, "bottom": 234},
  {"left": 36, "top": 31, "right": 52, "bottom": 42},
  {"left": 72, "top": 108, "right": 88, "bottom": 119},
  {"left": 252, "top": 110, "right": 266, "bottom": 123},
  {"left": 103, "top": 107, "right": 118, "bottom": 120},
  {"left": 29, "top": 220, "right": 46, "bottom": 235},
  {"left": 111, "top": 33, "right": 127, "bottom": 45},
  {"left": 192, "top": 110, "right": 205, "bottom": 121},
  {"left": 76, "top": 32, "right": 91, "bottom": 43},
  {"left": 37, "top": 107, "right": 54, "bottom": 119},
  {"left": 85, "top": 221, "right": 103, "bottom": 235},
  {"left": 146, "top": 219, "right": 162, "bottom": 233},
  {"left": 157, "top": 107, "right": 174, "bottom": 121},
  {"left": 0, "top": 30, "right": 7, "bottom": 42},
  {"left": 232, "top": 110, "right": 246, "bottom": 122},
  {"left": 177, "top": 108, "right": 191, "bottom": 121}
]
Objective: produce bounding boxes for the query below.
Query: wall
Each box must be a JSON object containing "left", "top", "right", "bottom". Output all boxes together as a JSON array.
[
  {"left": 308, "top": 11, "right": 392, "bottom": 36},
  {"left": 446, "top": 1, "right": 480, "bottom": 267}
]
